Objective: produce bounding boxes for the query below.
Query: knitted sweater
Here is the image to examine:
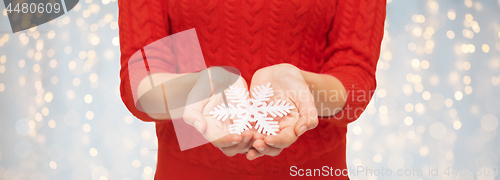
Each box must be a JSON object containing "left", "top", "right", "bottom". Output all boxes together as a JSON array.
[{"left": 118, "top": 0, "right": 385, "bottom": 179}]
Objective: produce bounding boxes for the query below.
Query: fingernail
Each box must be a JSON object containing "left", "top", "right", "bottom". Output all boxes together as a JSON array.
[
  {"left": 267, "top": 143, "right": 274, "bottom": 146},
  {"left": 194, "top": 121, "right": 202, "bottom": 132},
  {"left": 232, "top": 141, "right": 239, "bottom": 145},
  {"left": 257, "top": 147, "right": 264, "bottom": 152},
  {"left": 298, "top": 125, "right": 307, "bottom": 136}
]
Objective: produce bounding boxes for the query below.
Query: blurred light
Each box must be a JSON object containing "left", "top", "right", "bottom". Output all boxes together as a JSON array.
[
  {"left": 415, "top": 103, "right": 425, "bottom": 113},
  {"left": 417, "top": 125, "right": 426, "bottom": 134},
  {"left": 464, "top": 86, "right": 473, "bottom": 95},
  {"left": 69, "top": 61, "right": 76, "bottom": 70},
  {"left": 453, "top": 121, "right": 462, "bottom": 130},
  {"left": 132, "top": 159, "right": 141, "bottom": 168},
  {"left": 455, "top": 91, "right": 463, "bottom": 100},
  {"left": 419, "top": 146, "right": 429, "bottom": 156},
  {"left": 413, "top": 28, "right": 422, "bottom": 37},
  {"left": 83, "top": 10, "right": 91, "bottom": 18},
  {"left": 33, "top": 64, "right": 40, "bottom": 73},
  {"left": 49, "top": 161, "right": 57, "bottom": 169},
  {"left": 19, "top": 59, "right": 25, "bottom": 68},
  {"left": 407, "top": 130, "right": 415, "bottom": 139},
  {"left": 19, "top": 76, "right": 26, "bottom": 87},
  {"left": 481, "top": 114, "right": 498, "bottom": 132},
  {"left": 51, "top": 76, "right": 59, "bottom": 85},
  {"left": 430, "top": 75, "right": 439, "bottom": 85},
  {"left": 403, "top": 84, "right": 413, "bottom": 95},
  {"left": 421, "top": 60, "right": 429, "bottom": 69},
  {"left": 446, "top": 152, "right": 454, "bottom": 160},
  {"left": 413, "top": 75, "right": 422, "bottom": 84},
  {"left": 463, "top": 62, "right": 471, "bottom": 70},
  {"left": 463, "top": 76, "right": 471, "bottom": 85},
  {"left": 42, "top": 107, "right": 50, "bottom": 116},
  {"left": 427, "top": 1, "right": 439, "bottom": 10},
  {"left": 50, "top": 59, "right": 57, "bottom": 68},
  {"left": 411, "top": 59, "right": 420, "bottom": 68},
  {"left": 79, "top": 51, "right": 87, "bottom": 59},
  {"left": 474, "top": 2, "right": 482, "bottom": 10},
  {"left": 405, "top": 103, "right": 414, "bottom": 112},
  {"left": 84, "top": 94, "right": 93, "bottom": 104},
  {"left": 73, "top": 78, "right": 81, "bottom": 86},
  {"left": 493, "top": 77, "right": 499, "bottom": 85},
  {"left": 471, "top": 105, "right": 479, "bottom": 114},
  {"left": 422, "top": 91, "right": 431, "bottom": 100},
  {"left": 83, "top": 124, "right": 91, "bottom": 132},
  {"left": 124, "top": 116, "right": 133, "bottom": 124},
  {"left": 67, "top": 90, "right": 75, "bottom": 99},
  {"left": 465, "top": 14, "right": 473, "bottom": 22},
  {"left": 140, "top": 148, "right": 149, "bottom": 156},
  {"left": 112, "top": 37, "right": 119, "bottom": 46},
  {"left": 461, "top": 44, "right": 468, "bottom": 53},
  {"left": 86, "top": 111, "right": 95, "bottom": 120},
  {"left": 89, "top": 148, "right": 98, "bottom": 157},
  {"left": 90, "top": 73, "right": 99, "bottom": 82},
  {"left": 373, "top": 154, "right": 382, "bottom": 163},
  {"left": 447, "top": 10, "right": 456, "bottom": 20},
  {"left": 450, "top": 72, "right": 459, "bottom": 82},
  {"left": 144, "top": 166, "right": 153, "bottom": 175},
  {"left": 468, "top": 44, "right": 475, "bottom": 53},
  {"left": 448, "top": 109, "right": 457, "bottom": 118},
  {"left": 64, "top": 46, "right": 72, "bottom": 54},
  {"left": 377, "top": 89, "right": 387, "bottom": 98},
  {"left": 35, "top": 113, "right": 43, "bottom": 121},
  {"left": 352, "top": 126, "right": 362, "bottom": 135},
  {"left": 48, "top": 120, "right": 56, "bottom": 128},
  {"left": 414, "top": 84, "right": 423, "bottom": 92},
  {"left": 91, "top": 36, "right": 100, "bottom": 45},
  {"left": 482, "top": 44, "right": 490, "bottom": 53},
  {"left": 404, "top": 117, "right": 413, "bottom": 126}
]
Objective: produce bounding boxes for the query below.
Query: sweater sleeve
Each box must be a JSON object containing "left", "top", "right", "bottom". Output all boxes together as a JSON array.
[
  {"left": 118, "top": 0, "right": 173, "bottom": 122},
  {"left": 320, "top": 0, "right": 386, "bottom": 126}
]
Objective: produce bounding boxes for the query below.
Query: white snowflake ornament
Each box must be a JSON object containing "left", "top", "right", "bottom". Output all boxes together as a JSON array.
[{"left": 208, "top": 83, "right": 295, "bottom": 135}]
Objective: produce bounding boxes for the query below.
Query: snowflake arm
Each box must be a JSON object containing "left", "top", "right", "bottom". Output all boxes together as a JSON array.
[
  {"left": 251, "top": 82, "right": 273, "bottom": 103},
  {"left": 229, "top": 118, "right": 252, "bottom": 135},
  {"left": 209, "top": 104, "right": 236, "bottom": 121},
  {"left": 254, "top": 116, "right": 279, "bottom": 136},
  {"left": 226, "top": 85, "right": 248, "bottom": 104},
  {"left": 208, "top": 83, "right": 295, "bottom": 135},
  {"left": 259, "top": 99, "right": 294, "bottom": 118}
]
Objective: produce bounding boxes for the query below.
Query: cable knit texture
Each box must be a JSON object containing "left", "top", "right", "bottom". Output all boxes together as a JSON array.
[{"left": 118, "top": 0, "right": 385, "bottom": 179}]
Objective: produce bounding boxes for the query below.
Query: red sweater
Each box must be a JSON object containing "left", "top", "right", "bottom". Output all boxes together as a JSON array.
[{"left": 118, "top": 0, "right": 385, "bottom": 179}]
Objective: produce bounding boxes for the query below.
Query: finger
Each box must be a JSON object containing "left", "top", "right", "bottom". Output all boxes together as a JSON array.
[
  {"left": 182, "top": 107, "right": 207, "bottom": 133},
  {"left": 182, "top": 71, "right": 212, "bottom": 133},
  {"left": 294, "top": 93, "right": 319, "bottom": 136},
  {"left": 253, "top": 139, "right": 283, "bottom": 157},
  {"left": 211, "top": 133, "right": 242, "bottom": 148},
  {"left": 264, "top": 127, "right": 297, "bottom": 149},
  {"left": 246, "top": 149, "right": 263, "bottom": 161},
  {"left": 220, "top": 131, "right": 254, "bottom": 155}
]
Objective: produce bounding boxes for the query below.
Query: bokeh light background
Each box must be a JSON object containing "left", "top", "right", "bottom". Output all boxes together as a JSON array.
[{"left": 0, "top": 0, "right": 499, "bottom": 179}]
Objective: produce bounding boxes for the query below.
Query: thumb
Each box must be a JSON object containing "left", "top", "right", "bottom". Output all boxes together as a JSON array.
[
  {"left": 294, "top": 100, "right": 319, "bottom": 137},
  {"left": 183, "top": 104, "right": 207, "bottom": 133}
]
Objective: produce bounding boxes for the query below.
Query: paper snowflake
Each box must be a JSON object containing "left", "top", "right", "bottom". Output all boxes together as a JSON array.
[{"left": 209, "top": 83, "right": 295, "bottom": 135}]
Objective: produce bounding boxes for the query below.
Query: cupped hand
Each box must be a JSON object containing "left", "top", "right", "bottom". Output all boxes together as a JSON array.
[
  {"left": 182, "top": 67, "right": 257, "bottom": 156},
  {"left": 246, "top": 63, "right": 319, "bottom": 160}
]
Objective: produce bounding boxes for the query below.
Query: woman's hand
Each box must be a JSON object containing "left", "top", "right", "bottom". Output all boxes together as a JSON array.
[
  {"left": 246, "top": 63, "right": 319, "bottom": 160},
  {"left": 182, "top": 67, "right": 257, "bottom": 156}
]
